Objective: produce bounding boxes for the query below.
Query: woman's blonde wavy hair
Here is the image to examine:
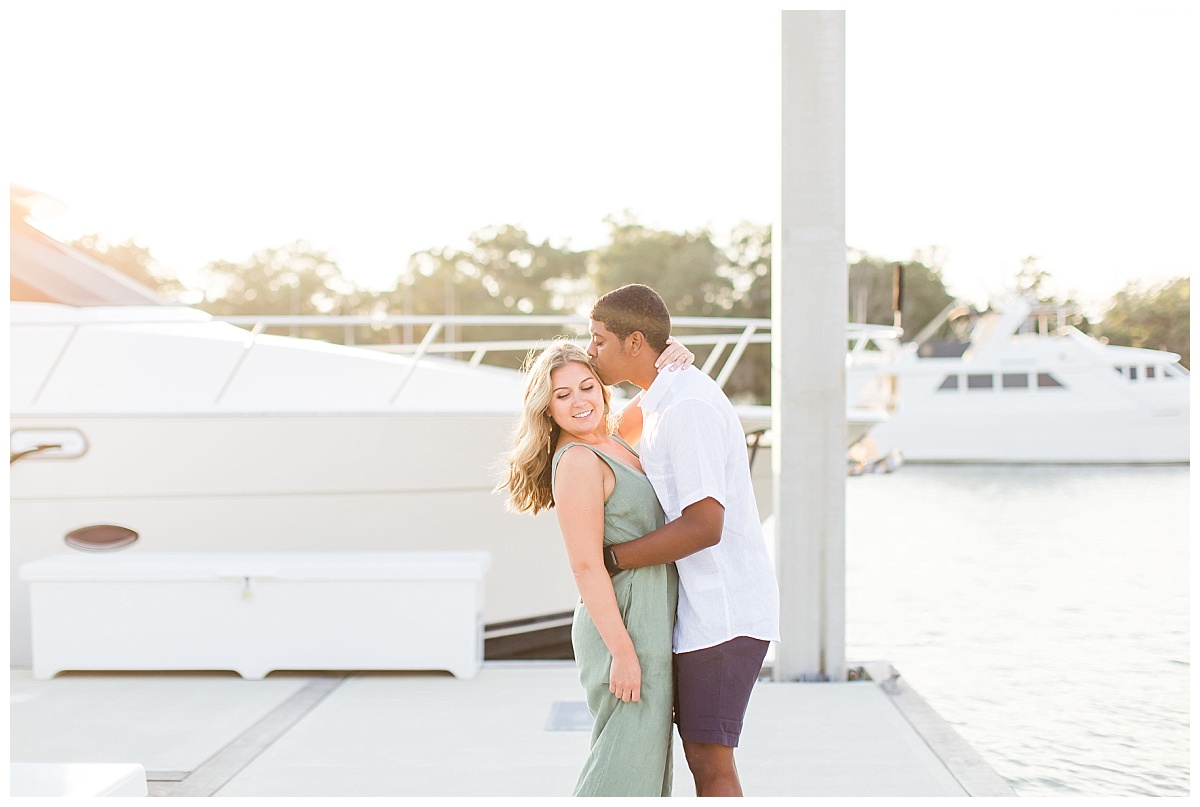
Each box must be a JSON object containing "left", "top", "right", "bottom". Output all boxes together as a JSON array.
[{"left": 496, "top": 339, "right": 615, "bottom": 514}]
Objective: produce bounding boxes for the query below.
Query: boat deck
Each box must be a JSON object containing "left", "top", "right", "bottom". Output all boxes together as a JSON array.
[{"left": 10, "top": 660, "right": 1013, "bottom": 797}]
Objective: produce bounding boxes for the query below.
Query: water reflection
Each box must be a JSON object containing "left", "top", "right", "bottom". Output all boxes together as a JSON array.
[{"left": 845, "top": 465, "right": 1189, "bottom": 797}]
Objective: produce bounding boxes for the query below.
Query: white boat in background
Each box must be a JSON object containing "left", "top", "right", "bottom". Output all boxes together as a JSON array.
[
  {"left": 8, "top": 191, "right": 895, "bottom": 668},
  {"left": 848, "top": 295, "right": 1190, "bottom": 463},
  {"left": 9, "top": 298, "right": 586, "bottom": 668}
]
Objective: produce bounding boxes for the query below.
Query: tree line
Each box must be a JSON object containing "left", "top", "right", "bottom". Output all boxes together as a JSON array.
[{"left": 70, "top": 217, "right": 1190, "bottom": 402}]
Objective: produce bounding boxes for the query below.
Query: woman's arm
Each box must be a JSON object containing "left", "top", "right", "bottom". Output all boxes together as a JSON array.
[
  {"left": 553, "top": 446, "right": 642, "bottom": 703},
  {"left": 655, "top": 336, "right": 695, "bottom": 372}
]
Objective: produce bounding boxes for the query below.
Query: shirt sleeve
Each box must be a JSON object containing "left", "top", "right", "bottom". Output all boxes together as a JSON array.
[{"left": 658, "top": 398, "right": 730, "bottom": 512}]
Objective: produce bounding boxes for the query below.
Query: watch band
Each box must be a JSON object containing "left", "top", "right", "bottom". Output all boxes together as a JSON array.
[{"left": 603, "top": 546, "right": 620, "bottom": 576}]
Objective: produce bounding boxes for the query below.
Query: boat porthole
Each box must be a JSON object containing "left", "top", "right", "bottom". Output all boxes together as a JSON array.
[{"left": 64, "top": 525, "right": 139, "bottom": 551}]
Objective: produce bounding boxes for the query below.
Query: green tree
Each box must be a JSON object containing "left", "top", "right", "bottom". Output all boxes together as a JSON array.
[
  {"left": 1095, "top": 277, "right": 1190, "bottom": 368},
  {"left": 590, "top": 213, "right": 737, "bottom": 317},
  {"left": 379, "top": 228, "right": 586, "bottom": 366},
  {"left": 388, "top": 247, "right": 479, "bottom": 317},
  {"left": 587, "top": 214, "right": 745, "bottom": 396},
  {"left": 1005, "top": 257, "right": 1095, "bottom": 333},
  {"left": 196, "top": 242, "right": 358, "bottom": 340},
  {"left": 847, "top": 249, "right": 955, "bottom": 339},
  {"left": 69, "top": 233, "right": 185, "bottom": 300},
  {"left": 714, "top": 235, "right": 956, "bottom": 403},
  {"left": 452, "top": 225, "right": 590, "bottom": 360},
  {"left": 387, "top": 227, "right": 587, "bottom": 315},
  {"left": 725, "top": 221, "right": 772, "bottom": 319},
  {"left": 460, "top": 225, "right": 588, "bottom": 315},
  {"left": 377, "top": 246, "right": 464, "bottom": 351},
  {"left": 713, "top": 222, "right": 773, "bottom": 402},
  {"left": 725, "top": 233, "right": 956, "bottom": 338},
  {"left": 1014, "top": 254, "right": 1053, "bottom": 298}
]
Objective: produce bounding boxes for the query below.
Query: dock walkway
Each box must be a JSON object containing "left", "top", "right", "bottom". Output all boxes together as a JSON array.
[{"left": 10, "top": 661, "right": 1013, "bottom": 797}]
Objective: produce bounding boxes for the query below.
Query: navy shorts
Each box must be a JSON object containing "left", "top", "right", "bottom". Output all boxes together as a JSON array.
[{"left": 673, "top": 636, "right": 770, "bottom": 747}]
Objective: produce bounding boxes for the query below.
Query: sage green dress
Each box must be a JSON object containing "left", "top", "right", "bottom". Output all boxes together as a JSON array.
[{"left": 552, "top": 437, "right": 679, "bottom": 798}]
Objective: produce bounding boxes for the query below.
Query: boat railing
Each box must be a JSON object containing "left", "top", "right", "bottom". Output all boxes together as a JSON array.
[
  {"left": 13, "top": 311, "right": 903, "bottom": 403},
  {"left": 208, "top": 314, "right": 902, "bottom": 384},
  {"left": 217, "top": 314, "right": 779, "bottom": 390}
]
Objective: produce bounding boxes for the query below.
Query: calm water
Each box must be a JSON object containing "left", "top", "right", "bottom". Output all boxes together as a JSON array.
[{"left": 845, "top": 465, "right": 1189, "bottom": 797}]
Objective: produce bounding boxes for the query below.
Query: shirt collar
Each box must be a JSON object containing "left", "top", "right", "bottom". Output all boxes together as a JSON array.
[{"left": 638, "top": 364, "right": 683, "bottom": 413}]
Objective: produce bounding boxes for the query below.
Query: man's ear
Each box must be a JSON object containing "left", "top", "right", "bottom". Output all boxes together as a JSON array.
[{"left": 626, "top": 331, "right": 646, "bottom": 355}]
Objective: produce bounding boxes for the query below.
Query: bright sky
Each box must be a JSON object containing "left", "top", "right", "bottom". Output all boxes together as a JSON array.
[{"left": 7, "top": 1, "right": 1197, "bottom": 318}]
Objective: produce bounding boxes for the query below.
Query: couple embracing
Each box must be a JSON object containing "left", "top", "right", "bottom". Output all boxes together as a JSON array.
[{"left": 500, "top": 284, "right": 780, "bottom": 797}]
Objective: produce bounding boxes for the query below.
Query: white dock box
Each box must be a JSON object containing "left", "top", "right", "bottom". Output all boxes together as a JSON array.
[
  {"left": 19, "top": 551, "right": 491, "bottom": 680},
  {"left": 9, "top": 763, "right": 148, "bottom": 797}
]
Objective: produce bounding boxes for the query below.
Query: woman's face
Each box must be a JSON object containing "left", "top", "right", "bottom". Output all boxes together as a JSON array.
[{"left": 547, "top": 361, "right": 605, "bottom": 439}]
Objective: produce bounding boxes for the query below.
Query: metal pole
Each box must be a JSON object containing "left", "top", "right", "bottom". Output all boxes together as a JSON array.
[
  {"left": 773, "top": 10, "right": 847, "bottom": 683},
  {"left": 714, "top": 325, "right": 758, "bottom": 390},
  {"left": 387, "top": 322, "right": 444, "bottom": 405}
]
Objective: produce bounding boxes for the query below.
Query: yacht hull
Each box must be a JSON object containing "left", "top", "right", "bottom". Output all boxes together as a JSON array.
[
  {"left": 9, "top": 413, "right": 577, "bottom": 669},
  {"left": 853, "top": 351, "right": 1191, "bottom": 463},
  {"left": 868, "top": 404, "right": 1188, "bottom": 463}
]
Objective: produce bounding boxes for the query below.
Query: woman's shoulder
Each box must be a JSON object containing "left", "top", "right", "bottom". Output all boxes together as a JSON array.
[
  {"left": 554, "top": 442, "right": 604, "bottom": 468},
  {"left": 552, "top": 443, "right": 611, "bottom": 505}
]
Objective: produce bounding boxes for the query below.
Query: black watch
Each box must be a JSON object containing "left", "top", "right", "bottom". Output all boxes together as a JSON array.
[{"left": 603, "top": 546, "right": 621, "bottom": 577}]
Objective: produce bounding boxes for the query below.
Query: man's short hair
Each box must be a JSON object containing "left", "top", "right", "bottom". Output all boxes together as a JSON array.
[{"left": 590, "top": 284, "right": 671, "bottom": 353}]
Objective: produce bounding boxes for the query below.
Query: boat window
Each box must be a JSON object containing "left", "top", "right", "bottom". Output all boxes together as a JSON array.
[
  {"left": 1113, "top": 366, "right": 1125, "bottom": 376},
  {"left": 1037, "top": 373, "right": 1065, "bottom": 388},
  {"left": 64, "top": 525, "right": 139, "bottom": 551},
  {"left": 937, "top": 375, "right": 959, "bottom": 391},
  {"left": 967, "top": 374, "right": 994, "bottom": 390},
  {"left": 1146, "top": 366, "right": 1156, "bottom": 379},
  {"left": 1129, "top": 366, "right": 1138, "bottom": 381},
  {"left": 1002, "top": 373, "right": 1029, "bottom": 389}
]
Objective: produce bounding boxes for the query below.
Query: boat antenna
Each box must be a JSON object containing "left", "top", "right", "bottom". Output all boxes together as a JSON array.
[{"left": 892, "top": 263, "right": 903, "bottom": 330}]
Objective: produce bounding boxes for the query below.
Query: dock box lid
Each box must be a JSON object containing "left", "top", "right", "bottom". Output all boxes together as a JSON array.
[{"left": 19, "top": 551, "right": 492, "bottom": 582}]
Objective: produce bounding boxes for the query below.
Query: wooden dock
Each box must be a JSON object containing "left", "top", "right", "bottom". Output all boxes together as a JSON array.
[{"left": 10, "top": 661, "right": 1013, "bottom": 797}]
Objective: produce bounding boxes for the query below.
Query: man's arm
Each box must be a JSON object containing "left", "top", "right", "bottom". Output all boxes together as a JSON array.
[{"left": 609, "top": 496, "right": 724, "bottom": 571}]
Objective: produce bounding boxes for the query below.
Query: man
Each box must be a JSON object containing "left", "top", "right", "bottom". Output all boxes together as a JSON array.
[{"left": 586, "top": 283, "right": 780, "bottom": 797}]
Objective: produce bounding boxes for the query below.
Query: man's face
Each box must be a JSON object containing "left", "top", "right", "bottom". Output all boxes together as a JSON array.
[{"left": 586, "top": 319, "right": 630, "bottom": 385}]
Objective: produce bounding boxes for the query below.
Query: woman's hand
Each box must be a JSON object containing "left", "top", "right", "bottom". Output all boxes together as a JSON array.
[
  {"left": 656, "top": 336, "right": 695, "bottom": 372},
  {"left": 609, "top": 648, "right": 642, "bottom": 703}
]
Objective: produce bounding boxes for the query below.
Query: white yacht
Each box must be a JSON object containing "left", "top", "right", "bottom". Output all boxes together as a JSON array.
[
  {"left": 848, "top": 295, "right": 1190, "bottom": 463},
  {"left": 9, "top": 191, "right": 894, "bottom": 668},
  {"left": 9, "top": 188, "right": 597, "bottom": 667}
]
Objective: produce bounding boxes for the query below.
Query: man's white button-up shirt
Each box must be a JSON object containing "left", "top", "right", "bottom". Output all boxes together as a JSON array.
[{"left": 638, "top": 366, "right": 780, "bottom": 653}]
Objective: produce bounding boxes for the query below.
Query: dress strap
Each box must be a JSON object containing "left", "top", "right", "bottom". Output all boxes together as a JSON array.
[
  {"left": 552, "top": 441, "right": 619, "bottom": 474},
  {"left": 551, "top": 441, "right": 623, "bottom": 501}
]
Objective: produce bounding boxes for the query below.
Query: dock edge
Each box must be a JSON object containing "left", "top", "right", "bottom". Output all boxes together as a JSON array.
[{"left": 856, "top": 660, "right": 1016, "bottom": 796}]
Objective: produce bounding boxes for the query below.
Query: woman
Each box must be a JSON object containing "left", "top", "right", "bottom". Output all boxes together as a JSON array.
[{"left": 498, "top": 338, "right": 691, "bottom": 797}]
